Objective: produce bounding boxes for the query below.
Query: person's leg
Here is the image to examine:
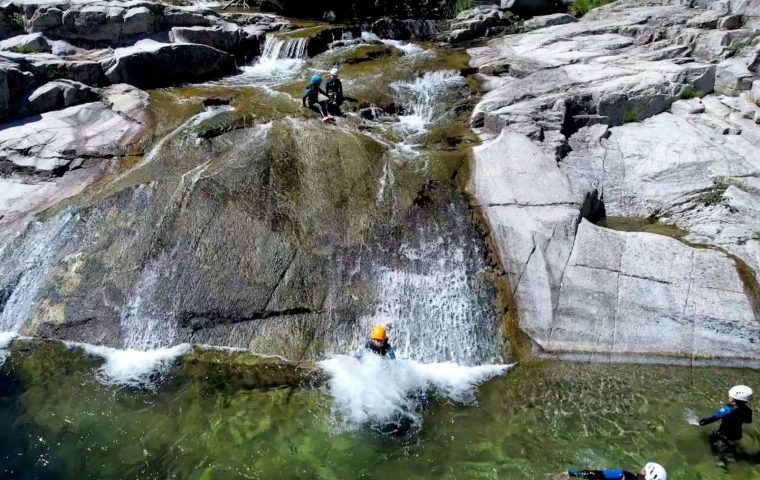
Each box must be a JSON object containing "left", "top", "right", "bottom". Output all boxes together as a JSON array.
[
  {"left": 308, "top": 102, "right": 325, "bottom": 117},
  {"left": 710, "top": 432, "right": 735, "bottom": 468}
]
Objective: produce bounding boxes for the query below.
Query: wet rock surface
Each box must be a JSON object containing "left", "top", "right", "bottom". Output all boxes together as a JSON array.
[{"left": 469, "top": 0, "right": 760, "bottom": 364}]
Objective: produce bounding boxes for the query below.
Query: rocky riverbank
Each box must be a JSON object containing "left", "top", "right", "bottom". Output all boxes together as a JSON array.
[{"left": 468, "top": 0, "right": 760, "bottom": 365}]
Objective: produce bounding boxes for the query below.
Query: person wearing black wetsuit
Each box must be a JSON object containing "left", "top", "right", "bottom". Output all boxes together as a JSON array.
[
  {"left": 694, "top": 384, "right": 753, "bottom": 465},
  {"left": 355, "top": 325, "right": 396, "bottom": 360},
  {"left": 325, "top": 68, "right": 357, "bottom": 116},
  {"left": 302, "top": 75, "right": 328, "bottom": 118},
  {"left": 562, "top": 462, "right": 667, "bottom": 480}
]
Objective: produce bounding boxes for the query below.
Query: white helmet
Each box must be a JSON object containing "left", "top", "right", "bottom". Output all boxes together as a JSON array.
[
  {"left": 643, "top": 462, "right": 667, "bottom": 480},
  {"left": 729, "top": 385, "right": 753, "bottom": 402},
  {"left": 330, "top": 67, "right": 339, "bottom": 75}
]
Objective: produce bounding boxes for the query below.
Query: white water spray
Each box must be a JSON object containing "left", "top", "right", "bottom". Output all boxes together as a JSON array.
[
  {"left": 319, "top": 354, "right": 512, "bottom": 431},
  {"left": 0, "top": 331, "right": 16, "bottom": 367},
  {"left": 237, "top": 35, "right": 307, "bottom": 84},
  {"left": 390, "top": 70, "right": 465, "bottom": 135},
  {"left": 66, "top": 342, "right": 191, "bottom": 389},
  {"left": 361, "top": 32, "right": 427, "bottom": 56}
]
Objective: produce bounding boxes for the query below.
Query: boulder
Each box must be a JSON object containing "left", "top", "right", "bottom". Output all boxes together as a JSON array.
[
  {"left": 715, "top": 58, "right": 754, "bottom": 96},
  {"left": 523, "top": 13, "right": 577, "bottom": 31},
  {"left": 59, "top": 4, "right": 125, "bottom": 44},
  {"left": 28, "top": 7, "right": 63, "bottom": 33},
  {"left": 447, "top": 6, "right": 515, "bottom": 44},
  {"left": 0, "top": 60, "right": 35, "bottom": 121},
  {"left": 29, "top": 59, "right": 102, "bottom": 86},
  {"left": 550, "top": 220, "right": 759, "bottom": 361},
  {"left": 169, "top": 24, "right": 260, "bottom": 61},
  {"left": 686, "top": 10, "right": 723, "bottom": 29},
  {"left": 121, "top": 6, "right": 156, "bottom": 37},
  {"left": 752, "top": 80, "right": 760, "bottom": 104},
  {"left": 0, "top": 33, "right": 51, "bottom": 53},
  {"left": 499, "top": 0, "right": 564, "bottom": 16},
  {"left": 717, "top": 14, "right": 743, "bottom": 30},
  {"left": 100, "top": 41, "right": 236, "bottom": 89},
  {"left": 0, "top": 84, "right": 147, "bottom": 172},
  {"left": 159, "top": 8, "right": 216, "bottom": 29},
  {"left": 370, "top": 17, "right": 440, "bottom": 41},
  {"left": 21, "top": 79, "right": 99, "bottom": 117}
]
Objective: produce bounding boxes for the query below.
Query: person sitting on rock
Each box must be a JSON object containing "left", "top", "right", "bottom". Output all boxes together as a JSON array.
[
  {"left": 692, "top": 384, "right": 753, "bottom": 466},
  {"left": 325, "top": 68, "right": 357, "bottom": 116},
  {"left": 356, "top": 325, "right": 396, "bottom": 360},
  {"left": 560, "top": 462, "right": 667, "bottom": 480},
  {"left": 302, "top": 74, "right": 328, "bottom": 118}
]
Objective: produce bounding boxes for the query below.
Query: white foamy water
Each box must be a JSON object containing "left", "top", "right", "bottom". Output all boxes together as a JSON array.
[
  {"left": 361, "top": 32, "right": 427, "bottom": 56},
  {"left": 390, "top": 70, "right": 465, "bottom": 135},
  {"left": 0, "top": 212, "right": 74, "bottom": 333},
  {"left": 232, "top": 35, "right": 307, "bottom": 86},
  {"left": 319, "top": 354, "right": 512, "bottom": 431},
  {"left": 66, "top": 342, "right": 191, "bottom": 388},
  {"left": 0, "top": 332, "right": 16, "bottom": 367}
]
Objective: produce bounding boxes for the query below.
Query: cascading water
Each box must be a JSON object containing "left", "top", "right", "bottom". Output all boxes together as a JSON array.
[
  {"left": 0, "top": 211, "right": 75, "bottom": 334},
  {"left": 390, "top": 70, "right": 465, "bottom": 135},
  {"left": 236, "top": 34, "right": 308, "bottom": 84}
]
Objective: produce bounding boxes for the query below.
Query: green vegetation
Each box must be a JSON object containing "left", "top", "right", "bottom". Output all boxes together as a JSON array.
[
  {"left": 701, "top": 178, "right": 728, "bottom": 206},
  {"left": 605, "top": 216, "right": 688, "bottom": 239},
  {"left": 10, "top": 12, "right": 25, "bottom": 29},
  {"left": 14, "top": 44, "right": 33, "bottom": 54},
  {"left": 753, "top": 231, "right": 760, "bottom": 241},
  {"left": 442, "top": 0, "right": 472, "bottom": 18},
  {"left": 569, "top": 0, "right": 617, "bottom": 16},
  {"left": 679, "top": 86, "right": 704, "bottom": 100},
  {"left": 622, "top": 106, "right": 640, "bottom": 123}
]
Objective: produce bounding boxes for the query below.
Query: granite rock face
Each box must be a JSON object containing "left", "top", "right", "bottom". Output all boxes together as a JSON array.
[{"left": 469, "top": 0, "right": 760, "bottom": 365}]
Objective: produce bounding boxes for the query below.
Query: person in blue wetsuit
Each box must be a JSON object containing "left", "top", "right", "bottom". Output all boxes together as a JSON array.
[
  {"left": 356, "top": 325, "right": 396, "bottom": 360},
  {"left": 692, "top": 384, "right": 753, "bottom": 466},
  {"left": 302, "top": 75, "right": 328, "bottom": 118},
  {"left": 561, "top": 462, "right": 667, "bottom": 480}
]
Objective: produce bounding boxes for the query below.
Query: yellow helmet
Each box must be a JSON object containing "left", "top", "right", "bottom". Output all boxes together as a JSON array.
[{"left": 370, "top": 325, "right": 386, "bottom": 340}]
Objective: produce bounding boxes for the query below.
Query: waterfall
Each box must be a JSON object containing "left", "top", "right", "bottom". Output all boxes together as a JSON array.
[
  {"left": 234, "top": 34, "right": 308, "bottom": 85},
  {"left": 260, "top": 35, "right": 309, "bottom": 60},
  {"left": 390, "top": 70, "right": 465, "bottom": 135},
  {"left": 0, "top": 211, "right": 75, "bottom": 334}
]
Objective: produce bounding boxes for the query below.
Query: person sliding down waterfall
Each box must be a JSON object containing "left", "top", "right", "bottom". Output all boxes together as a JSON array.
[
  {"left": 356, "top": 325, "right": 396, "bottom": 360},
  {"left": 691, "top": 384, "right": 753, "bottom": 467},
  {"left": 325, "top": 68, "right": 356, "bottom": 117},
  {"left": 302, "top": 75, "right": 330, "bottom": 121},
  {"left": 560, "top": 461, "right": 667, "bottom": 480}
]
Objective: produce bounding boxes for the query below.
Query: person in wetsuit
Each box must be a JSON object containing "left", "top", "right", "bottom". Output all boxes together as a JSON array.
[
  {"left": 693, "top": 384, "right": 753, "bottom": 465},
  {"left": 302, "top": 75, "right": 328, "bottom": 118},
  {"left": 356, "top": 325, "right": 396, "bottom": 360},
  {"left": 325, "top": 68, "right": 357, "bottom": 116},
  {"left": 561, "top": 462, "right": 667, "bottom": 480}
]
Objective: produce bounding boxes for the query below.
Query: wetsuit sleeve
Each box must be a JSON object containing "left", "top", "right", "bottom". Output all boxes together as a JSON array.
[
  {"left": 567, "top": 469, "right": 633, "bottom": 479},
  {"left": 699, "top": 405, "right": 733, "bottom": 426},
  {"left": 302, "top": 88, "right": 309, "bottom": 106},
  {"left": 386, "top": 346, "right": 396, "bottom": 360},
  {"left": 355, "top": 347, "right": 365, "bottom": 359}
]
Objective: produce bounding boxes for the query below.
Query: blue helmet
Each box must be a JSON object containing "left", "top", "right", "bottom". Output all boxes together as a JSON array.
[{"left": 311, "top": 75, "right": 322, "bottom": 85}]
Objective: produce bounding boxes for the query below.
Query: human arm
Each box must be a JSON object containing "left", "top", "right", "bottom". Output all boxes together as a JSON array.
[
  {"left": 386, "top": 346, "right": 396, "bottom": 360},
  {"left": 566, "top": 469, "right": 635, "bottom": 479},
  {"left": 355, "top": 346, "right": 366, "bottom": 360},
  {"left": 302, "top": 88, "right": 309, "bottom": 107},
  {"left": 698, "top": 405, "right": 734, "bottom": 426}
]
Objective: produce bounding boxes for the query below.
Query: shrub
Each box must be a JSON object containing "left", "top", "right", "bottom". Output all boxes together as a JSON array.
[
  {"left": 701, "top": 179, "right": 728, "bottom": 206},
  {"left": 441, "top": 0, "right": 472, "bottom": 17},
  {"left": 569, "top": 0, "right": 617, "bottom": 17},
  {"left": 622, "top": 106, "right": 640, "bottom": 123},
  {"left": 11, "top": 12, "right": 26, "bottom": 29},
  {"left": 679, "top": 86, "right": 704, "bottom": 100}
]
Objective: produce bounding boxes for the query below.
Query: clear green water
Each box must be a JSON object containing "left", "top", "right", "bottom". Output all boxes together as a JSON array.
[{"left": 1, "top": 343, "right": 758, "bottom": 479}]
